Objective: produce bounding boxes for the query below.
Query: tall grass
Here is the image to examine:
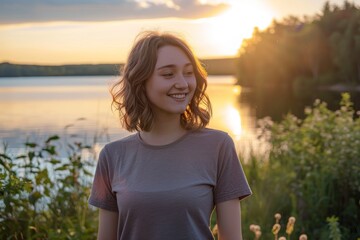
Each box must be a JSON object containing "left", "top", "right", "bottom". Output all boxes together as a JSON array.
[{"left": 241, "top": 93, "right": 360, "bottom": 239}]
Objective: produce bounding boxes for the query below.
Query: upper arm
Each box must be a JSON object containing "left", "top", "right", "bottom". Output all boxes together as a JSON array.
[
  {"left": 216, "top": 199, "right": 242, "bottom": 240},
  {"left": 98, "top": 208, "right": 119, "bottom": 240}
]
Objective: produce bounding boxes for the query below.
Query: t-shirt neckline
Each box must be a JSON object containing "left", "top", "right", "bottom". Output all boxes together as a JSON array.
[{"left": 137, "top": 131, "right": 192, "bottom": 149}]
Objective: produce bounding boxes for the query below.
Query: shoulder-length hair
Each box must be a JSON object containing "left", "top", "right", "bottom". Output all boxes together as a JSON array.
[{"left": 111, "top": 31, "right": 212, "bottom": 132}]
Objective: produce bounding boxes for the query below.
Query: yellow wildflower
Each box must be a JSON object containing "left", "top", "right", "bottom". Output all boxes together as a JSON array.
[
  {"left": 286, "top": 217, "right": 296, "bottom": 235},
  {"left": 272, "top": 223, "right": 281, "bottom": 235}
]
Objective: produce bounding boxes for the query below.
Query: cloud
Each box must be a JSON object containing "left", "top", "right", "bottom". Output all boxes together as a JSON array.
[{"left": 0, "top": 0, "right": 229, "bottom": 24}]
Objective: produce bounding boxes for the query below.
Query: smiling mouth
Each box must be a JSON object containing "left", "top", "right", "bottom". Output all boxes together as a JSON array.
[{"left": 168, "top": 93, "right": 187, "bottom": 99}]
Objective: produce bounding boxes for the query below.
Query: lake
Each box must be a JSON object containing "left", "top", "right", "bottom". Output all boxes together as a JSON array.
[
  {"left": 1, "top": 75, "right": 359, "bottom": 158},
  {"left": 0, "top": 75, "right": 261, "bottom": 157}
]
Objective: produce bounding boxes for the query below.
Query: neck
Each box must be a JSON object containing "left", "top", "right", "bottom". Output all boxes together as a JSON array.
[{"left": 140, "top": 115, "right": 187, "bottom": 146}]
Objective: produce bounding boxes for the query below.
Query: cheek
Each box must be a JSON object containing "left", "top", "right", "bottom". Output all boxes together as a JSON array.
[
  {"left": 144, "top": 83, "right": 156, "bottom": 104},
  {"left": 189, "top": 77, "right": 197, "bottom": 90},
  {"left": 189, "top": 79, "right": 197, "bottom": 100},
  {"left": 189, "top": 78, "right": 201, "bottom": 100}
]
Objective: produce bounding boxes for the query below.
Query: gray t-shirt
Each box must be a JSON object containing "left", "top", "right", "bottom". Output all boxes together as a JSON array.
[{"left": 89, "top": 128, "right": 251, "bottom": 240}]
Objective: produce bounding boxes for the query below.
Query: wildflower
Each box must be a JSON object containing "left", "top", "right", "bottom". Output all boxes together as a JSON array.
[
  {"left": 250, "top": 224, "right": 257, "bottom": 232},
  {"left": 250, "top": 224, "right": 261, "bottom": 240},
  {"left": 279, "top": 237, "right": 286, "bottom": 240},
  {"left": 286, "top": 217, "right": 296, "bottom": 235},
  {"left": 255, "top": 229, "right": 262, "bottom": 239},
  {"left": 304, "top": 107, "right": 312, "bottom": 115},
  {"left": 299, "top": 234, "right": 308, "bottom": 240},
  {"left": 286, "top": 225, "right": 294, "bottom": 236},
  {"left": 272, "top": 223, "right": 281, "bottom": 235},
  {"left": 275, "top": 213, "right": 281, "bottom": 223}
]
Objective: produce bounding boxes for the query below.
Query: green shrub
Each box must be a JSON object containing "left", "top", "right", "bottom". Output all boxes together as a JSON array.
[
  {"left": 0, "top": 135, "right": 98, "bottom": 239},
  {"left": 241, "top": 93, "right": 360, "bottom": 239}
]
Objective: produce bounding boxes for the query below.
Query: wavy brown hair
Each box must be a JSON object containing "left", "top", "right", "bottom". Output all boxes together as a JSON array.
[{"left": 111, "top": 31, "right": 212, "bottom": 132}]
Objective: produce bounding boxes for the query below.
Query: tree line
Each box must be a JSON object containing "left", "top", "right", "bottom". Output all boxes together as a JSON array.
[
  {"left": 0, "top": 58, "right": 236, "bottom": 77},
  {"left": 237, "top": 1, "right": 360, "bottom": 90},
  {"left": 0, "top": 62, "right": 121, "bottom": 77}
]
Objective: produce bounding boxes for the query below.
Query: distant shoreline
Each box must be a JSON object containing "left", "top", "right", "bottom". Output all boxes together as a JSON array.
[
  {"left": 319, "top": 84, "right": 360, "bottom": 92},
  {"left": 0, "top": 58, "right": 237, "bottom": 77}
]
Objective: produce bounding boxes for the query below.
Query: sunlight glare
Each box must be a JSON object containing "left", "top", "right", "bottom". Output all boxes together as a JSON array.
[
  {"left": 225, "top": 105, "right": 243, "bottom": 139},
  {"left": 207, "top": 0, "right": 274, "bottom": 56},
  {"left": 232, "top": 85, "right": 241, "bottom": 95}
]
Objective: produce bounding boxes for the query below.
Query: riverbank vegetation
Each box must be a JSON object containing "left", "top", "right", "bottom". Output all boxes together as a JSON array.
[
  {"left": 240, "top": 93, "right": 360, "bottom": 239},
  {"left": 0, "top": 63, "right": 121, "bottom": 77},
  {"left": 1, "top": 93, "right": 359, "bottom": 239},
  {"left": 0, "top": 136, "right": 98, "bottom": 239},
  {"left": 237, "top": 1, "right": 360, "bottom": 91}
]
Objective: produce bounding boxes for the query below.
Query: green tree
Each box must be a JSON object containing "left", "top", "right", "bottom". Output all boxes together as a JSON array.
[{"left": 237, "top": 2, "right": 360, "bottom": 89}]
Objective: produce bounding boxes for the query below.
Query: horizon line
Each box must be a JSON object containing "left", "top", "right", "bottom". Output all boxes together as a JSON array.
[{"left": 0, "top": 56, "right": 239, "bottom": 67}]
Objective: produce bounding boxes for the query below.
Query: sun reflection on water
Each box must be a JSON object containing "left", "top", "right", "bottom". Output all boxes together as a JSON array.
[{"left": 225, "top": 105, "right": 242, "bottom": 140}]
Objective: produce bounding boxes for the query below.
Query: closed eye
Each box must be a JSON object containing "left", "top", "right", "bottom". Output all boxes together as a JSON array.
[
  {"left": 162, "top": 73, "right": 174, "bottom": 78},
  {"left": 184, "top": 71, "right": 194, "bottom": 77}
]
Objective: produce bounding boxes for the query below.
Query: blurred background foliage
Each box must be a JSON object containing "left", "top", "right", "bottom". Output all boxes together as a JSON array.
[
  {"left": 241, "top": 93, "right": 360, "bottom": 239},
  {"left": 237, "top": 1, "right": 360, "bottom": 90}
]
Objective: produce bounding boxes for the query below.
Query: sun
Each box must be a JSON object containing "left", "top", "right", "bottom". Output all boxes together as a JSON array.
[{"left": 206, "top": 0, "right": 274, "bottom": 56}]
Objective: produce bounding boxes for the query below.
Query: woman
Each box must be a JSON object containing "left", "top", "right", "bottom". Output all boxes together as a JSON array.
[{"left": 89, "top": 31, "right": 251, "bottom": 240}]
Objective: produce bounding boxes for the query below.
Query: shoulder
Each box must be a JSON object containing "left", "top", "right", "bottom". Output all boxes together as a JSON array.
[
  {"left": 101, "top": 133, "right": 138, "bottom": 155},
  {"left": 188, "top": 128, "right": 233, "bottom": 148},
  {"left": 191, "top": 128, "right": 231, "bottom": 141},
  {"left": 105, "top": 133, "right": 138, "bottom": 148}
]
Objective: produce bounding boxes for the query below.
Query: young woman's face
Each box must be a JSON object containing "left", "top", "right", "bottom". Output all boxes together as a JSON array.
[{"left": 145, "top": 45, "right": 196, "bottom": 117}]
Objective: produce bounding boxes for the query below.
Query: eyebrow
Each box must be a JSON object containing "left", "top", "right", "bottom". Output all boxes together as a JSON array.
[{"left": 156, "top": 63, "right": 193, "bottom": 70}]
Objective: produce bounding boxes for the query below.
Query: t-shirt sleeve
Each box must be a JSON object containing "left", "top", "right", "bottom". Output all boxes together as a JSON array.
[
  {"left": 214, "top": 135, "right": 252, "bottom": 204},
  {"left": 88, "top": 146, "right": 118, "bottom": 212}
]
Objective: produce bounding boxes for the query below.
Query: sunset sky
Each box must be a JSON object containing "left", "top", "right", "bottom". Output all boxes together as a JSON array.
[{"left": 0, "top": 0, "right": 358, "bottom": 65}]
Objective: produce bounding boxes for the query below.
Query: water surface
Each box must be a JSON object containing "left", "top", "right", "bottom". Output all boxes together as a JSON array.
[{"left": 0, "top": 75, "right": 258, "bottom": 156}]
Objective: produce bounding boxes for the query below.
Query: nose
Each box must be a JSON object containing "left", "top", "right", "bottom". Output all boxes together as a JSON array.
[{"left": 174, "top": 74, "right": 189, "bottom": 89}]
